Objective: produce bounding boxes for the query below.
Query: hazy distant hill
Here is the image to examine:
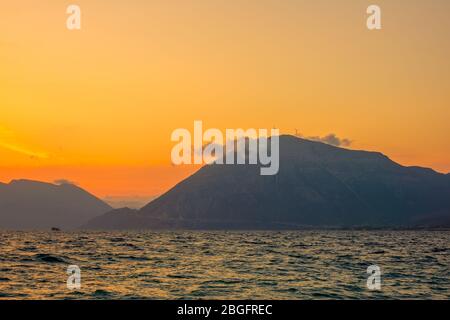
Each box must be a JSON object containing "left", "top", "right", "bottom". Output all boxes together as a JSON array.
[
  {"left": 84, "top": 136, "right": 450, "bottom": 230},
  {"left": 0, "top": 179, "right": 112, "bottom": 230}
]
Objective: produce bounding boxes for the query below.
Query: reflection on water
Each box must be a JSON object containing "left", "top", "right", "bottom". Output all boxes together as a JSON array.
[{"left": 0, "top": 231, "right": 449, "bottom": 299}]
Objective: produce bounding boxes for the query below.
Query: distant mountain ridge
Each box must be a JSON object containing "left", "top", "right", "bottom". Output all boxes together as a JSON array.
[
  {"left": 85, "top": 135, "right": 450, "bottom": 230},
  {"left": 0, "top": 179, "right": 112, "bottom": 230}
]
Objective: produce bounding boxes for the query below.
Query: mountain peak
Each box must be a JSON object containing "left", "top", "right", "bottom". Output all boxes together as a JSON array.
[
  {"left": 8, "top": 179, "right": 52, "bottom": 186},
  {"left": 85, "top": 136, "right": 450, "bottom": 230},
  {"left": 0, "top": 179, "right": 112, "bottom": 230}
]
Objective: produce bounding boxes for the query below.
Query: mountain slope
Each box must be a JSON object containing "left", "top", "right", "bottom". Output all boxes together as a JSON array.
[
  {"left": 0, "top": 179, "right": 112, "bottom": 230},
  {"left": 84, "top": 136, "right": 450, "bottom": 229}
]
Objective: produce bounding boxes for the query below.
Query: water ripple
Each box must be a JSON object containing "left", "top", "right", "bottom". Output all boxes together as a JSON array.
[{"left": 0, "top": 230, "right": 449, "bottom": 299}]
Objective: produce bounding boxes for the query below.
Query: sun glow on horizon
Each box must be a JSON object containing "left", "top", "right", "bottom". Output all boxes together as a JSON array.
[{"left": 1, "top": 0, "right": 450, "bottom": 198}]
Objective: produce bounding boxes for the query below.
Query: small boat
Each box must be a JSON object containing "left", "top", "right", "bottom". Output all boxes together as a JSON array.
[{"left": 51, "top": 227, "right": 61, "bottom": 232}]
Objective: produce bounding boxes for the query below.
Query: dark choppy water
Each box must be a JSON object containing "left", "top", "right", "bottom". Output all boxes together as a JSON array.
[{"left": 0, "top": 231, "right": 449, "bottom": 299}]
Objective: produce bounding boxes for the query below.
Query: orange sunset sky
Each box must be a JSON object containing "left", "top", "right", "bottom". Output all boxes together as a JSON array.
[{"left": 1, "top": 0, "right": 450, "bottom": 206}]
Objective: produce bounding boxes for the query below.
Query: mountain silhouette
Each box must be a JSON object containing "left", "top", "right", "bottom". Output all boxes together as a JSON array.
[
  {"left": 0, "top": 179, "right": 112, "bottom": 230},
  {"left": 85, "top": 135, "right": 450, "bottom": 229}
]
